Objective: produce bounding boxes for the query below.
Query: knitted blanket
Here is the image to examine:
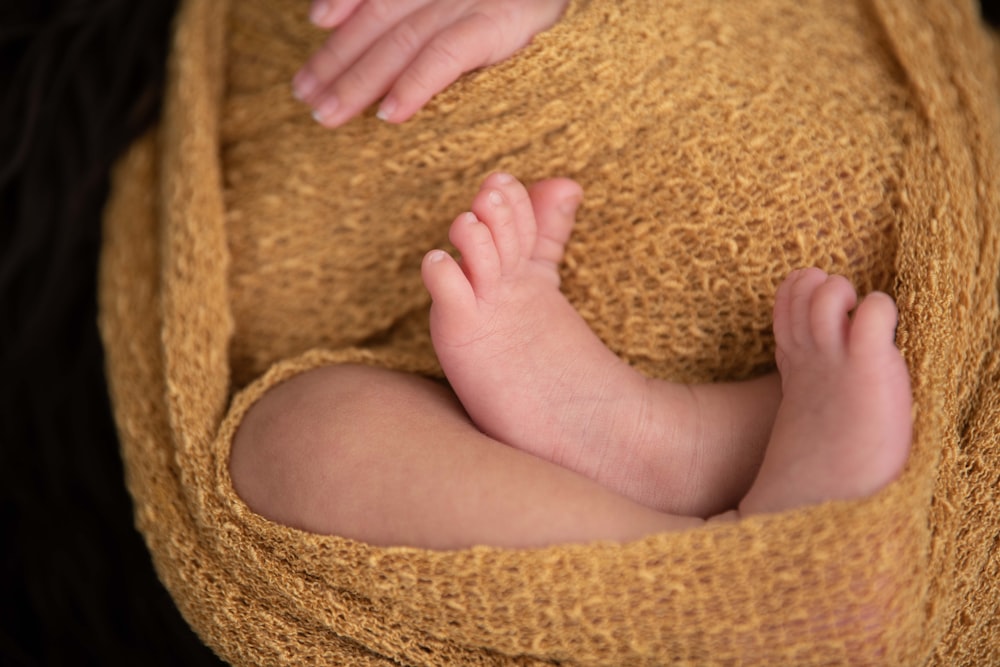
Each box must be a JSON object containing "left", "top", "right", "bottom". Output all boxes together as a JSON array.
[{"left": 99, "top": 0, "right": 1000, "bottom": 663}]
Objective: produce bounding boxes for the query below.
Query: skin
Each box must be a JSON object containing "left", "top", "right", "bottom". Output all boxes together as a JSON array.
[
  {"left": 295, "top": 0, "right": 571, "bottom": 127},
  {"left": 421, "top": 174, "right": 912, "bottom": 519},
  {"left": 421, "top": 174, "right": 781, "bottom": 516},
  {"left": 229, "top": 175, "right": 913, "bottom": 550}
]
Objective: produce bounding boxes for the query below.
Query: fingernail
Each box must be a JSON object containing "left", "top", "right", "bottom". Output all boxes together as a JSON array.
[
  {"left": 376, "top": 96, "right": 397, "bottom": 122},
  {"left": 310, "top": 2, "right": 331, "bottom": 26},
  {"left": 312, "top": 96, "right": 340, "bottom": 125},
  {"left": 293, "top": 71, "right": 318, "bottom": 101}
]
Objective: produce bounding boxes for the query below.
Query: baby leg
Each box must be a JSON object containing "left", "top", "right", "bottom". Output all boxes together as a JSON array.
[{"left": 229, "top": 364, "right": 703, "bottom": 551}]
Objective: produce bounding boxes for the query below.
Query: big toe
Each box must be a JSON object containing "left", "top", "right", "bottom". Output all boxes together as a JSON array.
[{"left": 528, "top": 178, "right": 582, "bottom": 266}]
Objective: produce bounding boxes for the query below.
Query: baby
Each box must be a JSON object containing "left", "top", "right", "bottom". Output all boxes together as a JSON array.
[{"left": 229, "top": 0, "right": 913, "bottom": 549}]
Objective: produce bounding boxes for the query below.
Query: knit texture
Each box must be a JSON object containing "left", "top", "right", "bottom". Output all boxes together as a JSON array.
[{"left": 99, "top": 0, "right": 1000, "bottom": 664}]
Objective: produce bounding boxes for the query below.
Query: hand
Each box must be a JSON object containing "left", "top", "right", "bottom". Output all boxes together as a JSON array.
[{"left": 294, "top": 0, "right": 570, "bottom": 128}]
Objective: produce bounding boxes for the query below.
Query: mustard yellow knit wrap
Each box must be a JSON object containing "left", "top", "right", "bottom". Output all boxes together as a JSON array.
[{"left": 99, "top": 0, "right": 1000, "bottom": 663}]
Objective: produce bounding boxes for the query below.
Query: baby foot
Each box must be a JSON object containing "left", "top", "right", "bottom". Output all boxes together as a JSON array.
[
  {"left": 739, "top": 269, "right": 913, "bottom": 515},
  {"left": 422, "top": 173, "right": 689, "bottom": 506}
]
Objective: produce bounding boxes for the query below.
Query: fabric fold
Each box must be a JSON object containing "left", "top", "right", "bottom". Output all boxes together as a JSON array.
[{"left": 100, "top": 0, "right": 1000, "bottom": 663}]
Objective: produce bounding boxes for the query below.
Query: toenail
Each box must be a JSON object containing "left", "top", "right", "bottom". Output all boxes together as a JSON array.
[
  {"left": 495, "top": 173, "right": 514, "bottom": 184},
  {"left": 461, "top": 212, "right": 478, "bottom": 224},
  {"left": 488, "top": 190, "right": 504, "bottom": 206}
]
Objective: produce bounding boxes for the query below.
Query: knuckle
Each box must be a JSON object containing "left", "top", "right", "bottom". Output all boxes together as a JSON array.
[
  {"left": 339, "top": 64, "right": 370, "bottom": 94},
  {"left": 389, "top": 20, "right": 423, "bottom": 54},
  {"left": 315, "top": 40, "right": 350, "bottom": 75},
  {"left": 463, "top": 11, "right": 507, "bottom": 63},
  {"left": 424, "top": 34, "right": 464, "bottom": 70},
  {"left": 398, "top": 65, "right": 433, "bottom": 98},
  {"left": 397, "top": 40, "right": 464, "bottom": 95},
  {"left": 364, "top": 0, "right": 394, "bottom": 24}
]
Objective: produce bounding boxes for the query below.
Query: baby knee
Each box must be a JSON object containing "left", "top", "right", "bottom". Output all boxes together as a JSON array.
[{"left": 228, "top": 364, "right": 394, "bottom": 531}]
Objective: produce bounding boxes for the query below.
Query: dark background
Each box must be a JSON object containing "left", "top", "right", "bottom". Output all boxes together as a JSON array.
[
  {"left": 0, "top": 1, "right": 222, "bottom": 664},
  {"left": 0, "top": 2, "right": 996, "bottom": 665}
]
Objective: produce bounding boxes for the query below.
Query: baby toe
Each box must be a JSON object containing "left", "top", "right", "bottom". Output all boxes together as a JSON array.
[
  {"left": 494, "top": 173, "right": 538, "bottom": 254},
  {"left": 422, "top": 249, "right": 472, "bottom": 311},
  {"left": 448, "top": 212, "right": 501, "bottom": 292},
  {"left": 472, "top": 178, "right": 523, "bottom": 275},
  {"left": 808, "top": 274, "right": 857, "bottom": 355},
  {"left": 785, "top": 268, "right": 829, "bottom": 350}
]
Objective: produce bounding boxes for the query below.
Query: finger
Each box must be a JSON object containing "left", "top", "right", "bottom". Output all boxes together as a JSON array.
[
  {"left": 307, "top": 0, "right": 432, "bottom": 87},
  {"left": 312, "top": 10, "right": 449, "bottom": 127},
  {"left": 520, "top": 0, "right": 575, "bottom": 35},
  {"left": 309, "top": 0, "right": 365, "bottom": 29},
  {"left": 377, "top": 13, "right": 503, "bottom": 123},
  {"left": 296, "top": 0, "right": 378, "bottom": 100}
]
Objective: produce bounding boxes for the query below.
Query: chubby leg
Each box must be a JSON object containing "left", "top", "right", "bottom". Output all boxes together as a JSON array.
[{"left": 229, "top": 364, "right": 703, "bottom": 550}]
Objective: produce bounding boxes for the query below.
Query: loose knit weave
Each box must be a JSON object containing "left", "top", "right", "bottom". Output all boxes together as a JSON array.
[{"left": 99, "top": 0, "right": 1000, "bottom": 664}]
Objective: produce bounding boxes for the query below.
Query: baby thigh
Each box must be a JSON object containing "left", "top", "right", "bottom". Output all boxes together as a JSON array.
[{"left": 228, "top": 364, "right": 702, "bottom": 550}]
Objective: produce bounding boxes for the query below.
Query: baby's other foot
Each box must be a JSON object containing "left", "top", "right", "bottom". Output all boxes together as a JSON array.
[
  {"left": 740, "top": 269, "right": 912, "bottom": 515},
  {"left": 422, "top": 174, "right": 671, "bottom": 502}
]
